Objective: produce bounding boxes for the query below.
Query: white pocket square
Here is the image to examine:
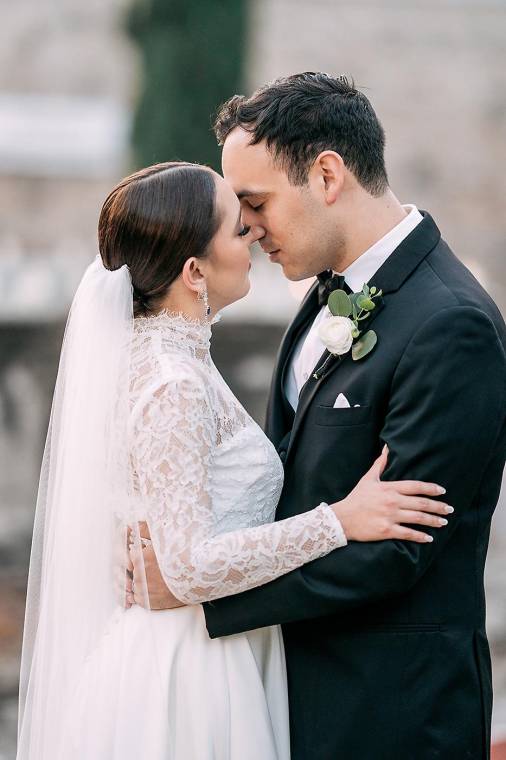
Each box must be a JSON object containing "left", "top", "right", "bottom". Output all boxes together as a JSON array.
[{"left": 333, "top": 393, "right": 360, "bottom": 409}]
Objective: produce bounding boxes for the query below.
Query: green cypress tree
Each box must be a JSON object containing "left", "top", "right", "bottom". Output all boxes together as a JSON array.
[{"left": 127, "top": 0, "right": 246, "bottom": 171}]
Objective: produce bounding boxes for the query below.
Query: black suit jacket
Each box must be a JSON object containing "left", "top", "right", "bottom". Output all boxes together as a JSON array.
[{"left": 204, "top": 213, "right": 506, "bottom": 759}]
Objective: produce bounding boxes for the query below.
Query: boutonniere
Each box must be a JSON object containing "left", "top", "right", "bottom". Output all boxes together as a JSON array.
[{"left": 313, "top": 284, "right": 383, "bottom": 379}]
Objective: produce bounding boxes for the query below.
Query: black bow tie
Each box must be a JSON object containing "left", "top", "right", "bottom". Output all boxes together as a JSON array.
[{"left": 317, "top": 271, "right": 351, "bottom": 307}]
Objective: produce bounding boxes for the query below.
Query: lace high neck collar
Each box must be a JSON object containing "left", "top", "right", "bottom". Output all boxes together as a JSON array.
[{"left": 133, "top": 309, "right": 214, "bottom": 354}]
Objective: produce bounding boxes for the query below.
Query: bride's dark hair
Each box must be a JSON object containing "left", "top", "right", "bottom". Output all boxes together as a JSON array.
[{"left": 99, "top": 161, "right": 220, "bottom": 317}]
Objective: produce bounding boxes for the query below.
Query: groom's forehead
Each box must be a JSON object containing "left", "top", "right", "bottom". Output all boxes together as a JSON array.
[{"left": 222, "top": 128, "right": 276, "bottom": 188}]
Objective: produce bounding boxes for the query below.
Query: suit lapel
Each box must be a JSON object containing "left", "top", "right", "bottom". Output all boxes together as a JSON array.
[
  {"left": 365, "top": 210, "right": 441, "bottom": 295},
  {"left": 303, "top": 295, "right": 386, "bottom": 394},
  {"left": 265, "top": 280, "right": 320, "bottom": 443},
  {"left": 280, "top": 283, "right": 320, "bottom": 398},
  {"left": 285, "top": 211, "right": 441, "bottom": 462},
  {"left": 279, "top": 280, "right": 320, "bottom": 368}
]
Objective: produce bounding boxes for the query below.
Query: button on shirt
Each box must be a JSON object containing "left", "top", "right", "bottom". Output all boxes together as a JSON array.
[{"left": 285, "top": 204, "right": 423, "bottom": 411}]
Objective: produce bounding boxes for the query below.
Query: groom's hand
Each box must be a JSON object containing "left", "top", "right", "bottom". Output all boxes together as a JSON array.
[{"left": 128, "top": 524, "right": 186, "bottom": 611}]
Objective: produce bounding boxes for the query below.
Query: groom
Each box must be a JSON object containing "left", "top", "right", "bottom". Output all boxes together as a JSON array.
[{"left": 141, "top": 74, "right": 506, "bottom": 758}]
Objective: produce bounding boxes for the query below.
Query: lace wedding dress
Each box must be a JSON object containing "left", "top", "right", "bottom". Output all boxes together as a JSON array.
[{"left": 59, "top": 311, "right": 347, "bottom": 760}]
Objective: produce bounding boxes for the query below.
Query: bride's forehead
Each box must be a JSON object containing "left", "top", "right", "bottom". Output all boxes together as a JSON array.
[{"left": 214, "top": 176, "right": 241, "bottom": 215}]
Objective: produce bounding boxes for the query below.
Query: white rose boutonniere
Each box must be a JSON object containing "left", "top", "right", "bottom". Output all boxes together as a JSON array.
[
  {"left": 313, "top": 283, "right": 383, "bottom": 379},
  {"left": 318, "top": 316, "right": 355, "bottom": 356}
]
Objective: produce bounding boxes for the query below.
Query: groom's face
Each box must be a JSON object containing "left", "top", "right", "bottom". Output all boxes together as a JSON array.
[{"left": 222, "top": 128, "right": 338, "bottom": 281}]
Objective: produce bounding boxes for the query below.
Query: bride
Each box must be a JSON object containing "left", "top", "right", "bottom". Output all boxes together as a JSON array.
[{"left": 16, "top": 162, "right": 452, "bottom": 760}]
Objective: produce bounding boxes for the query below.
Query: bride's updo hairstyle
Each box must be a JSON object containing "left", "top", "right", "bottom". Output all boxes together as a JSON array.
[{"left": 99, "top": 161, "right": 220, "bottom": 317}]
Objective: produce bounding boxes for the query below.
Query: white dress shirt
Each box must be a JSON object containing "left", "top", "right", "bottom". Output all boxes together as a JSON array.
[{"left": 285, "top": 204, "right": 423, "bottom": 410}]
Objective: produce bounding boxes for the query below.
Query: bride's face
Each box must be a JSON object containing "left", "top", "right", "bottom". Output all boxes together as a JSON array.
[{"left": 204, "top": 173, "right": 264, "bottom": 311}]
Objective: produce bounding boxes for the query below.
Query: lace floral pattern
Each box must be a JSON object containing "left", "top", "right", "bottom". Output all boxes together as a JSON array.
[{"left": 128, "top": 311, "right": 347, "bottom": 604}]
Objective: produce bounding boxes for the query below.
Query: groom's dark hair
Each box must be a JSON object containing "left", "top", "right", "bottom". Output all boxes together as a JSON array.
[{"left": 214, "top": 72, "right": 388, "bottom": 196}]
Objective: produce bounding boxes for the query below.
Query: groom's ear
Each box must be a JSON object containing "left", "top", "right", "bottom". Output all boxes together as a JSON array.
[{"left": 311, "top": 151, "right": 345, "bottom": 205}]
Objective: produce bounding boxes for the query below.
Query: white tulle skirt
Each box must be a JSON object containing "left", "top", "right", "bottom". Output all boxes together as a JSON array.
[{"left": 58, "top": 604, "right": 291, "bottom": 760}]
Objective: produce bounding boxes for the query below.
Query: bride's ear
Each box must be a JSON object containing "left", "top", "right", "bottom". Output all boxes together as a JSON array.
[{"left": 181, "top": 257, "right": 207, "bottom": 294}]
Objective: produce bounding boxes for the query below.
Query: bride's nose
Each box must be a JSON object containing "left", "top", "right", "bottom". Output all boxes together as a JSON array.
[{"left": 249, "top": 224, "right": 266, "bottom": 243}]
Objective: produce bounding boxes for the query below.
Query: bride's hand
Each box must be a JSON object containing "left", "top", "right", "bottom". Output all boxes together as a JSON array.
[
  {"left": 128, "top": 522, "right": 186, "bottom": 610},
  {"left": 332, "top": 446, "right": 452, "bottom": 543}
]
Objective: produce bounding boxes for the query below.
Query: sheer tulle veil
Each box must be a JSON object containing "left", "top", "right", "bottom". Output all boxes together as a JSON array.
[{"left": 16, "top": 254, "right": 152, "bottom": 758}]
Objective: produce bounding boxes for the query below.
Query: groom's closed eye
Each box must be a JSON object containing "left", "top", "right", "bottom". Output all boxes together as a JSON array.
[{"left": 237, "top": 190, "right": 268, "bottom": 211}]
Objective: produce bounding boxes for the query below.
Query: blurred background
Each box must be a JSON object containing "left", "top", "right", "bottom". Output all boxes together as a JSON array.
[{"left": 0, "top": 1, "right": 505, "bottom": 757}]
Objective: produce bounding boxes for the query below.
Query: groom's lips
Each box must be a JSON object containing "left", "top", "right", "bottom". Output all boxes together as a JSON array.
[{"left": 265, "top": 248, "right": 280, "bottom": 260}]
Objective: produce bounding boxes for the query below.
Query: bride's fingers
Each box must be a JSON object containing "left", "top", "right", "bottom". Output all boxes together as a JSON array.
[
  {"left": 130, "top": 546, "right": 146, "bottom": 575},
  {"left": 133, "top": 593, "right": 149, "bottom": 609},
  {"left": 366, "top": 444, "right": 389, "bottom": 479},
  {"left": 398, "top": 497, "right": 454, "bottom": 515},
  {"left": 389, "top": 480, "right": 446, "bottom": 497},
  {"left": 395, "top": 509, "right": 448, "bottom": 528},
  {"left": 391, "top": 525, "right": 434, "bottom": 543}
]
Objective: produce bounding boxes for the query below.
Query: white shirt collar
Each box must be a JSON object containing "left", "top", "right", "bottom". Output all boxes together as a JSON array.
[{"left": 339, "top": 204, "right": 423, "bottom": 293}]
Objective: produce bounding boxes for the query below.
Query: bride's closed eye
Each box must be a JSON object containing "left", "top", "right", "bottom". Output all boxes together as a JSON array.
[{"left": 238, "top": 225, "right": 251, "bottom": 237}]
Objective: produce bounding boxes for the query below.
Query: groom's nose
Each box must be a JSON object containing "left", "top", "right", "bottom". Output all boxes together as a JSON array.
[{"left": 250, "top": 224, "right": 266, "bottom": 243}]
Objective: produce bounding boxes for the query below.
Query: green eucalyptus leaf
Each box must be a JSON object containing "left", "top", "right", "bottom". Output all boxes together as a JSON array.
[
  {"left": 328, "top": 289, "right": 352, "bottom": 317},
  {"left": 352, "top": 330, "right": 377, "bottom": 361},
  {"left": 363, "top": 283, "right": 370, "bottom": 296},
  {"left": 370, "top": 286, "right": 377, "bottom": 295},
  {"left": 356, "top": 294, "right": 376, "bottom": 311}
]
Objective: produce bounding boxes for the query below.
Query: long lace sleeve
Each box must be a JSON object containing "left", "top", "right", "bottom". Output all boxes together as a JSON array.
[{"left": 130, "top": 373, "right": 347, "bottom": 604}]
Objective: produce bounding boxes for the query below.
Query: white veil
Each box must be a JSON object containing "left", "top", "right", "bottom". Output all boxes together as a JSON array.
[{"left": 16, "top": 254, "right": 153, "bottom": 758}]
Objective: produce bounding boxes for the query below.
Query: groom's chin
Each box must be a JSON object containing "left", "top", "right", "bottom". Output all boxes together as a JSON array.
[
  {"left": 267, "top": 253, "right": 309, "bottom": 282},
  {"left": 272, "top": 259, "right": 296, "bottom": 280},
  {"left": 280, "top": 265, "right": 313, "bottom": 282}
]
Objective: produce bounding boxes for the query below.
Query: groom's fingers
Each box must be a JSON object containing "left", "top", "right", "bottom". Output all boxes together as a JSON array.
[{"left": 389, "top": 480, "right": 446, "bottom": 497}]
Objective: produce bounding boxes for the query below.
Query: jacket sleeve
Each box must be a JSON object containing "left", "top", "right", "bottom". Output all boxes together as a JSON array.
[{"left": 203, "top": 305, "right": 506, "bottom": 637}]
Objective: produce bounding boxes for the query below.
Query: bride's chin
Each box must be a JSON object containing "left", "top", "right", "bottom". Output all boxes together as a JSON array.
[
  {"left": 242, "top": 278, "right": 252, "bottom": 299},
  {"left": 223, "top": 280, "right": 251, "bottom": 309}
]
